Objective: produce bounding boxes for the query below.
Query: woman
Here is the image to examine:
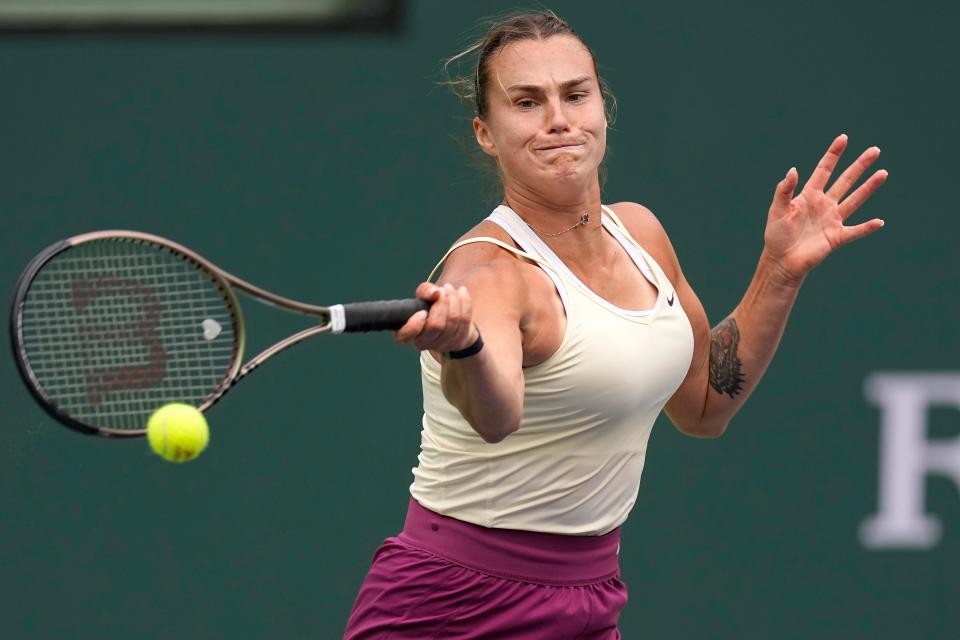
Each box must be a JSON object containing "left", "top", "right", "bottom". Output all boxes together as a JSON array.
[{"left": 344, "top": 10, "right": 886, "bottom": 639}]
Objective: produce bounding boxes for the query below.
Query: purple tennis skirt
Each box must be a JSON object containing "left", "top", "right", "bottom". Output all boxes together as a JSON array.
[{"left": 343, "top": 498, "right": 627, "bottom": 639}]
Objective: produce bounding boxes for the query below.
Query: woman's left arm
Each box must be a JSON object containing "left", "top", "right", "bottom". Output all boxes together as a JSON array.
[{"left": 662, "top": 134, "right": 888, "bottom": 436}]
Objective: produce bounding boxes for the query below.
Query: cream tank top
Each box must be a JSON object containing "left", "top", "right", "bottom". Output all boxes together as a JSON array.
[{"left": 410, "top": 205, "right": 695, "bottom": 535}]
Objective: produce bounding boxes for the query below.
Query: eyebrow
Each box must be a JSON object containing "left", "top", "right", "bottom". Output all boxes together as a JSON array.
[{"left": 505, "top": 76, "right": 593, "bottom": 93}]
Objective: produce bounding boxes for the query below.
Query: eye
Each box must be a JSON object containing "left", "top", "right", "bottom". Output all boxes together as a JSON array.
[
  {"left": 567, "top": 93, "right": 587, "bottom": 103},
  {"left": 516, "top": 98, "right": 537, "bottom": 109}
]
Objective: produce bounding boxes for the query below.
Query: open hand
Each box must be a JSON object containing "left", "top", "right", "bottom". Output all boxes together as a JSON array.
[{"left": 763, "top": 134, "right": 887, "bottom": 281}]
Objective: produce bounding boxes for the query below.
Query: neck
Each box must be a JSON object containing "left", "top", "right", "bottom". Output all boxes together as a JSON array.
[{"left": 502, "top": 178, "right": 602, "bottom": 236}]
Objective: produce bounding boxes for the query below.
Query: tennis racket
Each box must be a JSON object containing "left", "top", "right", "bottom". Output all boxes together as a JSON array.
[{"left": 10, "top": 230, "right": 429, "bottom": 438}]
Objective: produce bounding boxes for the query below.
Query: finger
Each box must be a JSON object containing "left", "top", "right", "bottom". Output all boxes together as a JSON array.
[
  {"left": 414, "top": 287, "right": 449, "bottom": 350},
  {"left": 771, "top": 166, "right": 798, "bottom": 213},
  {"left": 394, "top": 310, "right": 429, "bottom": 344},
  {"left": 804, "top": 134, "right": 848, "bottom": 193},
  {"left": 837, "top": 218, "right": 885, "bottom": 247},
  {"left": 826, "top": 146, "right": 881, "bottom": 201},
  {"left": 415, "top": 281, "right": 443, "bottom": 302},
  {"left": 435, "top": 284, "right": 463, "bottom": 348},
  {"left": 444, "top": 285, "right": 480, "bottom": 351},
  {"left": 838, "top": 169, "right": 888, "bottom": 220},
  {"left": 448, "top": 286, "right": 476, "bottom": 351}
]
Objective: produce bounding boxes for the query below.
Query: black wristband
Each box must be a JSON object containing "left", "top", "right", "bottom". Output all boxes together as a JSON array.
[{"left": 444, "top": 330, "right": 484, "bottom": 360}]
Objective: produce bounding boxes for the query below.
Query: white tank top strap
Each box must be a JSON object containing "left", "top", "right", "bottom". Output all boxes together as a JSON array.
[
  {"left": 489, "top": 205, "right": 564, "bottom": 263},
  {"left": 487, "top": 207, "right": 546, "bottom": 256},
  {"left": 487, "top": 207, "right": 571, "bottom": 311},
  {"left": 426, "top": 235, "right": 558, "bottom": 282},
  {"left": 599, "top": 205, "right": 662, "bottom": 285},
  {"left": 599, "top": 204, "right": 630, "bottom": 235}
]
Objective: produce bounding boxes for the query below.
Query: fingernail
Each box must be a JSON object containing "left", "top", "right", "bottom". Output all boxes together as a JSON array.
[
  {"left": 417, "top": 310, "right": 428, "bottom": 320},
  {"left": 879, "top": 219, "right": 885, "bottom": 227}
]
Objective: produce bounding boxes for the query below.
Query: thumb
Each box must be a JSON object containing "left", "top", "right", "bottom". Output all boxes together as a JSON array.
[{"left": 772, "top": 167, "right": 798, "bottom": 211}]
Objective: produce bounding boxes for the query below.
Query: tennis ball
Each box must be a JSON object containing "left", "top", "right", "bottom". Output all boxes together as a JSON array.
[{"left": 147, "top": 403, "right": 209, "bottom": 463}]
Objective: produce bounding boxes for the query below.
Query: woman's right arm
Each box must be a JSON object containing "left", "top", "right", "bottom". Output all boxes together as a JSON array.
[{"left": 394, "top": 247, "right": 527, "bottom": 443}]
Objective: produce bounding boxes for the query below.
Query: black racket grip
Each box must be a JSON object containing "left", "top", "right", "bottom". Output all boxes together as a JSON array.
[{"left": 339, "top": 298, "right": 431, "bottom": 333}]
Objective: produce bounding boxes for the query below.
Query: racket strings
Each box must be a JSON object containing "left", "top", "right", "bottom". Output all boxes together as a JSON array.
[{"left": 19, "top": 239, "right": 238, "bottom": 432}]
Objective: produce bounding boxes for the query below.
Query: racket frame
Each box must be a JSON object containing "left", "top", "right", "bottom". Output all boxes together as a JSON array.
[
  {"left": 10, "top": 230, "right": 335, "bottom": 437},
  {"left": 12, "top": 229, "right": 425, "bottom": 438}
]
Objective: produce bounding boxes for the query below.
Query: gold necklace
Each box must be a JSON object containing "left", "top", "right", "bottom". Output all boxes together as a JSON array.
[{"left": 524, "top": 212, "right": 591, "bottom": 237}]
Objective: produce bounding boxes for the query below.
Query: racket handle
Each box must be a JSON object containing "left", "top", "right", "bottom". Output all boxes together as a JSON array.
[{"left": 332, "top": 298, "right": 431, "bottom": 333}]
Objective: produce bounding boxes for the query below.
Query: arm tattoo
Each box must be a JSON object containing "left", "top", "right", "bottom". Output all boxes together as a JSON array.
[{"left": 709, "top": 317, "right": 745, "bottom": 398}]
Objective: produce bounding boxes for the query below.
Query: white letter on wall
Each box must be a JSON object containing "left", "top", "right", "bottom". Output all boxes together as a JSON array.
[{"left": 860, "top": 373, "right": 960, "bottom": 549}]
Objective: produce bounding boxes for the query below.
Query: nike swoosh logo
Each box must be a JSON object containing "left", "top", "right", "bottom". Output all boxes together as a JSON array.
[{"left": 667, "top": 292, "right": 675, "bottom": 306}]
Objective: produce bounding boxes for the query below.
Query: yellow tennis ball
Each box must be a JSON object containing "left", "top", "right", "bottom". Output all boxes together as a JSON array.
[{"left": 147, "top": 403, "right": 209, "bottom": 463}]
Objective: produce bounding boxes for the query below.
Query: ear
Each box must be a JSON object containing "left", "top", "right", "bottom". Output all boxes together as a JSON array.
[{"left": 473, "top": 116, "right": 498, "bottom": 158}]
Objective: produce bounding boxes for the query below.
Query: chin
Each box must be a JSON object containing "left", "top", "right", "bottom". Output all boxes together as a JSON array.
[
  {"left": 552, "top": 166, "right": 584, "bottom": 181},
  {"left": 549, "top": 156, "right": 598, "bottom": 182}
]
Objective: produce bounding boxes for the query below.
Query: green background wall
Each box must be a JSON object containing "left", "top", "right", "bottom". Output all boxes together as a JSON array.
[{"left": 2, "top": 1, "right": 957, "bottom": 637}]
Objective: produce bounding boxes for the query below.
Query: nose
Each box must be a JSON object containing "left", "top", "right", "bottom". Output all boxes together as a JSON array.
[{"left": 544, "top": 97, "right": 571, "bottom": 134}]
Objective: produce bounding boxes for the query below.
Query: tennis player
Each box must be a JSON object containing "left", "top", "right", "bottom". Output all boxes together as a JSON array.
[{"left": 344, "top": 10, "right": 886, "bottom": 639}]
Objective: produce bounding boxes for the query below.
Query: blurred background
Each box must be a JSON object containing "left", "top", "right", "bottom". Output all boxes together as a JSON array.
[{"left": 1, "top": 1, "right": 957, "bottom": 638}]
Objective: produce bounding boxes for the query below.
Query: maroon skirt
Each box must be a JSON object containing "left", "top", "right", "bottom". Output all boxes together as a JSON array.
[{"left": 343, "top": 498, "right": 627, "bottom": 639}]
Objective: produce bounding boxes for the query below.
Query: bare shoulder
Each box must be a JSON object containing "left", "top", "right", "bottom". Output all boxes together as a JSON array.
[
  {"left": 434, "top": 219, "right": 528, "bottom": 296},
  {"left": 606, "top": 201, "right": 671, "bottom": 248},
  {"left": 606, "top": 201, "right": 681, "bottom": 281}
]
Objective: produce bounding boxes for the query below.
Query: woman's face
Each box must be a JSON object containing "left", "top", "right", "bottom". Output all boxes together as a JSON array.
[{"left": 473, "top": 35, "right": 607, "bottom": 194}]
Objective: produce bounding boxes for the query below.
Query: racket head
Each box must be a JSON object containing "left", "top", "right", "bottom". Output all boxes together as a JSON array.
[{"left": 10, "top": 231, "right": 246, "bottom": 437}]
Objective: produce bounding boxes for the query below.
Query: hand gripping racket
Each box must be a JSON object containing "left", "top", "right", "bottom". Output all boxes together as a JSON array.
[{"left": 10, "top": 230, "right": 428, "bottom": 438}]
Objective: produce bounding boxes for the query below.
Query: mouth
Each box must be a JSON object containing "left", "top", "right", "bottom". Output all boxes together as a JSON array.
[{"left": 535, "top": 143, "right": 584, "bottom": 152}]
